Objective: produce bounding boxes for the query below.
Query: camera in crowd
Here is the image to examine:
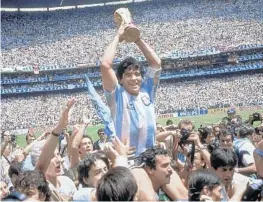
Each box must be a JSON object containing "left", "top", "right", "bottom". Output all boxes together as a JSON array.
[
  {"left": 251, "top": 112, "right": 262, "bottom": 124},
  {"left": 198, "top": 126, "right": 212, "bottom": 142},
  {"left": 242, "top": 179, "right": 263, "bottom": 201},
  {"left": 1, "top": 130, "right": 17, "bottom": 143},
  {"left": 179, "top": 128, "right": 191, "bottom": 145},
  {"left": 245, "top": 112, "right": 263, "bottom": 125},
  {"left": 198, "top": 126, "right": 219, "bottom": 152},
  {"left": 235, "top": 124, "right": 254, "bottom": 138}
]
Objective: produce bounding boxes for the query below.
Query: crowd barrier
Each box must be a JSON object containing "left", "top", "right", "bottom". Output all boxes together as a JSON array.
[
  {"left": 239, "top": 105, "right": 263, "bottom": 111},
  {"left": 157, "top": 113, "right": 178, "bottom": 119},
  {"left": 1, "top": 60, "right": 263, "bottom": 94},
  {"left": 177, "top": 108, "right": 208, "bottom": 117}
]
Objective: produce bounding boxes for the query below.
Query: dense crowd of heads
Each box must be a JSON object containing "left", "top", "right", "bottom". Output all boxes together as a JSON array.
[
  {"left": 1, "top": 71, "right": 262, "bottom": 130},
  {"left": 2, "top": 0, "right": 263, "bottom": 68},
  {"left": 1, "top": 106, "right": 263, "bottom": 201},
  {"left": 1, "top": 0, "right": 263, "bottom": 201}
]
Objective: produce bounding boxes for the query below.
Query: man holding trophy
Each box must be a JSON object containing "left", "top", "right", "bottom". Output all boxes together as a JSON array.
[
  {"left": 101, "top": 7, "right": 161, "bottom": 156},
  {"left": 100, "top": 8, "right": 188, "bottom": 201}
]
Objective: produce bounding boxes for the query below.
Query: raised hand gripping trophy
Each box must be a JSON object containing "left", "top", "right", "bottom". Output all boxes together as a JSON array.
[{"left": 114, "top": 8, "right": 140, "bottom": 42}]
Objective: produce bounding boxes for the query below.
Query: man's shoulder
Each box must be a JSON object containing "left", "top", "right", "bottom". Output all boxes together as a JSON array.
[
  {"left": 235, "top": 138, "right": 254, "bottom": 148},
  {"left": 73, "top": 187, "right": 93, "bottom": 201},
  {"left": 58, "top": 175, "right": 75, "bottom": 184},
  {"left": 145, "top": 66, "right": 162, "bottom": 78},
  {"left": 233, "top": 172, "right": 250, "bottom": 184},
  {"left": 239, "top": 139, "right": 255, "bottom": 150}
]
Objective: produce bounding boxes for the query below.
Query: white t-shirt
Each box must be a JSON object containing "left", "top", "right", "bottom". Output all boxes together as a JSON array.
[
  {"left": 233, "top": 172, "right": 250, "bottom": 184},
  {"left": 48, "top": 175, "right": 77, "bottom": 197},
  {"left": 234, "top": 138, "right": 255, "bottom": 166},
  {"left": 221, "top": 173, "right": 251, "bottom": 202},
  {"left": 73, "top": 187, "right": 94, "bottom": 201}
]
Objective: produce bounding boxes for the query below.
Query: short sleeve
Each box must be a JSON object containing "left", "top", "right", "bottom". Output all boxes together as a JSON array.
[
  {"left": 104, "top": 83, "right": 121, "bottom": 107},
  {"left": 142, "top": 67, "right": 162, "bottom": 101},
  {"left": 241, "top": 142, "right": 255, "bottom": 166}
]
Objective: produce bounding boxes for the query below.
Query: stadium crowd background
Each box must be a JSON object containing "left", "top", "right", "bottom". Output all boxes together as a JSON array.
[
  {"left": 1, "top": 0, "right": 263, "bottom": 201},
  {"left": 1, "top": 0, "right": 263, "bottom": 131},
  {"left": 2, "top": 0, "right": 263, "bottom": 68}
]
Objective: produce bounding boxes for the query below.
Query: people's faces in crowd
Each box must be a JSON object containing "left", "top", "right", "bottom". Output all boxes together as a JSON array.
[
  {"left": 26, "top": 135, "right": 36, "bottom": 145},
  {"left": 219, "top": 134, "right": 233, "bottom": 149},
  {"left": 79, "top": 137, "right": 93, "bottom": 156},
  {"left": 205, "top": 132, "right": 215, "bottom": 145},
  {"left": 25, "top": 187, "right": 45, "bottom": 201},
  {"left": 0, "top": 181, "right": 9, "bottom": 199},
  {"left": 186, "top": 151, "right": 205, "bottom": 171},
  {"left": 213, "top": 126, "right": 220, "bottom": 137},
  {"left": 46, "top": 149, "right": 63, "bottom": 177},
  {"left": 119, "top": 66, "right": 142, "bottom": 96},
  {"left": 84, "top": 159, "right": 108, "bottom": 187},
  {"left": 98, "top": 131, "right": 106, "bottom": 141},
  {"left": 2, "top": 131, "right": 11, "bottom": 142},
  {"left": 147, "top": 155, "right": 173, "bottom": 186},
  {"left": 188, "top": 169, "right": 223, "bottom": 201},
  {"left": 252, "top": 132, "right": 263, "bottom": 147},
  {"left": 14, "top": 171, "right": 50, "bottom": 201},
  {"left": 3, "top": 144, "right": 12, "bottom": 157},
  {"left": 201, "top": 184, "right": 223, "bottom": 201},
  {"left": 227, "top": 110, "right": 236, "bottom": 120},
  {"left": 214, "top": 166, "right": 234, "bottom": 187},
  {"left": 180, "top": 122, "right": 194, "bottom": 132}
]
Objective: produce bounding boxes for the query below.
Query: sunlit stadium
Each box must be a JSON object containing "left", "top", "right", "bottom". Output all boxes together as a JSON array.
[{"left": 1, "top": 0, "right": 263, "bottom": 200}]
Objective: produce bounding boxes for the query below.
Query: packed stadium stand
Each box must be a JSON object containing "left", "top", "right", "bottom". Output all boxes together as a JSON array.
[{"left": 1, "top": 0, "right": 263, "bottom": 131}]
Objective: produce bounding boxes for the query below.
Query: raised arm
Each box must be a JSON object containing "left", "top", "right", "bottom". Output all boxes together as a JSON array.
[
  {"left": 156, "top": 130, "right": 178, "bottom": 142},
  {"left": 188, "top": 133, "right": 211, "bottom": 168},
  {"left": 1, "top": 134, "right": 11, "bottom": 156},
  {"left": 69, "top": 124, "right": 87, "bottom": 168},
  {"left": 135, "top": 39, "right": 161, "bottom": 69},
  {"left": 23, "top": 131, "right": 50, "bottom": 157},
  {"left": 36, "top": 98, "right": 75, "bottom": 174},
  {"left": 100, "top": 26, "right": 124, "bottom": 92},
  {"left": 236, "top": 163, "right": 257, "bottom": 175}
]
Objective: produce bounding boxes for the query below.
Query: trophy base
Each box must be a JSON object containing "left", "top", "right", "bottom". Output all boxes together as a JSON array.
[{"left": 124, "top": 25, "right": 140, "bottom": 43}]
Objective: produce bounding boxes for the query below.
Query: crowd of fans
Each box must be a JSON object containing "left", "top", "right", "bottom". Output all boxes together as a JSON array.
[
  {"left": 1, "top": 71, "right": 262, "bottom": 130},
  {"left": 1, "top": 100, "right": 263, "bottom": 201},
  {"left": 156, "top": 72, "right": 263, "bottom": 114},
  {"left": 1, "top": 0, "right": 263, "bottom": 201},
  {"left": 2, "top": 0, "right": 263, "bottom": 68}
]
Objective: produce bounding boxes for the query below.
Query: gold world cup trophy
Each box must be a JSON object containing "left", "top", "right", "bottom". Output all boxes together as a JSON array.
[{"left": 114, "top": 8, "right": 140, "bottom": 43}]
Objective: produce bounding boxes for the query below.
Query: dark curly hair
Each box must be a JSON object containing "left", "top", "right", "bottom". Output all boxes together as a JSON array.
[
  {"left": 188, "top": 169, "right": 221, "bottom": 201},
  {"left": 77, "top": 151, "right": 110, "bottom": 187},
  {"left": 138, "top": 147, "right": 168, "bottom": 169},
  {"left": 116, "top": 57, "right": 142, "bottom": 80},
  {"left": 14, "top": 170, "right": 51, "bottom": 201},
  {"left": 96, "top": 166, "right": 138, "bottom": 201}
]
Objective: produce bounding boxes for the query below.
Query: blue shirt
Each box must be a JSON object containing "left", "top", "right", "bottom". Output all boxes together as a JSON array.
[
  {"left": 105, "top": 67, "right": 161, "bottom": 155},
  {"left": 21, "top": 154, "right": 35, "bottom": 171}
]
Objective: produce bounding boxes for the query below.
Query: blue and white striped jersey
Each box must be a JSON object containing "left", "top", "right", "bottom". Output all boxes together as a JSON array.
[{"left": 105, "top": 67, "right": 161, "bottom": 155}]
